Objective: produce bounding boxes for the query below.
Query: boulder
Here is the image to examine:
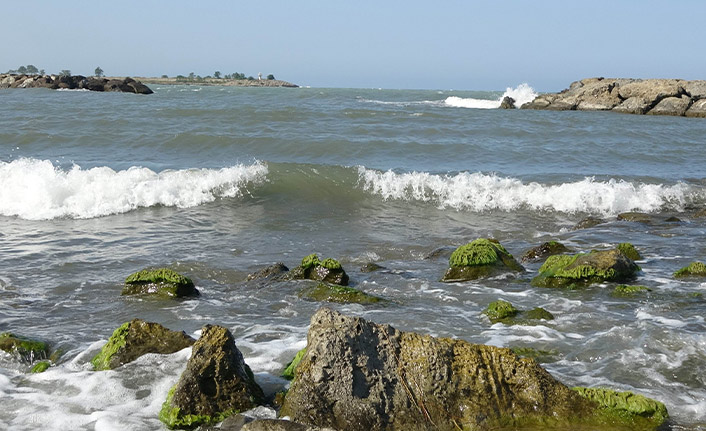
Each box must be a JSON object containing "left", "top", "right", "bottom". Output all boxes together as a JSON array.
[
  {"left": 572, "top": 216, "right": 605, "bottom": 230},
  {"left": 280, "top": 308, "right": 667, "bottom": 430},
  {"left": 647, "top": 95, "right": 692, "bottom": 116},
  {"left": 617, "top": 79, "right": 684, "bottom": 102},
  {"left": 499, "top": 96, "right": 515, "bottom": 109},
  {"left": 531, "top": 249, "right": 640, "bottom": 288},
  {"left": 686, "top": 98, "right": 706, "bottom": 118},
  {"left": 613, "top": 96, "right": 652, "bottom": 115},
  {"left": 360, "top": 262, "right": 385, "bottom": 273},
  {"left": 683, "top": 81, "right": 706, "bottom": 99},
  {"left": 441, "top": 238, "right": 523, "bottom": 282},
  {"left": 521, "top": 241, "right": 569, "bottom": 263},
  {"left": 0, "top": 332, "right": 49, "bottom": 363},
  {"left": 673, "top": 261, "right": 706, "bottom": 278},
  {"left": 82, "top": 77, "right": 107, "bottom": 92},
  {"left": 520, "top": 93, "right": 558, "bottom": 109},
  {"left": 483, "top": 300, "right": 554, "bottom": 325},
  {"left": 298, "top": 282, "right": 383, "bottom": 305},
  {"left": 284, "top": 254, "right": 349, "bottom": 286},
  {"left": 571, "top": 387, "right": 668, "bottom": 427},
  {"left": 247, "top": 263, "right": 289, "bottom": 282},
  {"left": 30, "top": 361, "right": 51, "bottom": 373},
  {"left": 159, "top": 325, "right": 265, "bottom": 429},
  {"left": 91, "top": 319, "right": 195, "bottom": 370},
  {"left": 121, "top": 268, "right": 199, "bottom": 298},
  {"left": 127, "top": 80, "right": 154, "bottom": 94}
]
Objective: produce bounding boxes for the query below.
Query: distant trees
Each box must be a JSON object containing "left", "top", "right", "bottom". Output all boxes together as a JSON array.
[
  {"left": 94, "top": 67, "right": 104, "bottom": 77},
  {"left": 169, "top": 70, "right": 278, "bottom": 82},
  {"left": 267, "top": 74, "right": 275, "bottom": 80},
  {"left": 214, "top": 71, "right": 221, "bottom": 79},
  {"left": 59, "top": 70, "right": 71, "bottom": 77},
  {"left": 161, "top": 74, "right": 168, "bottom": 78},
  {"left": 5, "top": 64, "right": 42, "bottom": 75}
]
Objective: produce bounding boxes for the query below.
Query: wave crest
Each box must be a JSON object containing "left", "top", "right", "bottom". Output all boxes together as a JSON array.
[
  {"left": 445, "top": 83, "right": 537, "bottom": 109},
  {"left": 0, "top": 158, "right": 268, "bottom": 220}
]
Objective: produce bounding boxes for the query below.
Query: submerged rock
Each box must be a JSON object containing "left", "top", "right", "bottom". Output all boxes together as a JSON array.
[
  {"left": 521, "top": 241, "right": 570, "bottom": 263},
  {"left": 298, "top": 282, "right": 383, "bottom": 305},
  {"left": 673, "top": 261, "right": 706, "bottom": 278},
  {"left": 91, "top": 319, "right": 195, "bottom": 370},
  {"left": 612, "top": 284, "right": 652, "bottom": 297},
  {"left": 531, "top": 249, "right": 640, "bottom": 288},
  {"left": 0, "top": 332, "right": 49, "bottom": 363},
  {"left": 122, "top": 268, "right": 198, "bottom": 298},
  {"left": 285, "top": 254, "right": 349, "bottom": 286},
  {"left": 280, "top": 308, "right": 666, "bottom": 430},
  {"left": 483, "top": 300, "right": 519, "bottom": 321},
  {"left": 441, "top": 238, "right": 523, "bottom": 282},
  {"left": 240, "top": 419, "right": 335, "bottom": 431},
  {"left": 484, "top": 300, "right": 554, "bottom": 324},
  {"left": 159, "top": 325, "right": 265, "bottom": 429},
  {"left": 246, "top": 263, "right": 289, "bottom": 282},
  {"left": 572, "top": 216, "right": 605, "bottom": 230},
  {"left": 360, "top": 262, "right": 385, "bottom": 273}
]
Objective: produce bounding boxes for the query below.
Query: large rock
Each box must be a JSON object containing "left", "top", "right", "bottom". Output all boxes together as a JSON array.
[
  {"left": 122, "top": 268, "right": 199, "bottom": 298},
  {"left": 684, "top": 81, "right": 706, "bottom": 99},
  {"left": 531, "top": 248, "right": 640, "bottom": 288},
  {"left": 686, "top": 99, "right": 706, "bottom": 118},
  {"left": 0, "top": 332, "right": 49, "bottom": 363},
  {"left": 91, "top": 319, "right": 195, "bottom": 370},
  {"left": 441, "top": 238, "right": 523, "bottom": 282},
  {"left": 159, "top": 325, "right": 265, "bottom": 429},
  {"left": 613, "top": 96, "right": 652, "bottom": 115},
  {"left": 617, "top": 79, "right": 684, "bottom": 102},
  {"left": 280, "top": 308, "right": 667, "bottom": 430},
  {"left": 499, "top": 96, "right": 515, "bottom": 109},
  {"left": 647, "top": 95, "right": 692, "bottom": 116},
  {"left": 284, "top": 254, "right": 349, "bottom": 286}
]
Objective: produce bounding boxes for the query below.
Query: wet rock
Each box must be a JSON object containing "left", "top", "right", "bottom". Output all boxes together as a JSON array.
[
  {"left": 483, "top": 300, "right": 554, "bottom": 325},
  {"left": 281, "top": 307, "right": 666, "bottom": 430},
  {"left": 360, "top": 262, "right": 385, "bottom": 273},
  {"left": 246, "top": 263, "right": 289, "bottom": 281},
  {"left": 521, "top": 241, "right": 569, "bottom": 263},
  {"left": 91, "top": 319, "right": 195, "bottom": 370},
  {"left": 422, "top": 246, "right": 454, "bottom": 260},
  {"left": 30, "top": 361, "right": 51, "bottom": 373},
  {"left": 673, "top": 261, "right": 706, "bottom": 278},
  {"left": 298, "top": 282, "right": 383, "bottom": 305},
  {"left": 617, "top": 242, "right": 642, "bottom": 261},
  {"left": 531, "top": 249, "right": 640, "bottom": 288},
  {"left": 483, "top": 300, "right": 519, "bottom": 321},
  {"left": 572, "top": 216, "right": 605, "bottom": 230},
  {"left": 159, "top": 325, "right": 265, "bottom": 429},
  {"left": 572, "top": 387, "right": 668, "bottom": 428},
  {"left": 510, "top": 347, "right": 560, "bottom": 363},
  {"left": 441, "top": 238, "right": 523, "bottom": 282},
  {"left": 499, "top": 96, "right": 515, "bottom": 109},
  {"left": 0, "top": 332, "right": 49, "bottom": 364},
  {"left": 617, "top": 212, "right": 653, "bottom": 223},
  {"left": 1, "top": 74, "right": 153, "bottom": 94},
  {"left": 241, "top": 419, "right": 335, "bottom": 431},
  {"left": 612, "top": 284, "right": 651, "bottom": 297},
  {"left": 284, "top": 254, "right": 349, "bottom": 286},
  {"left": 122, "top": 268, "right": 199, "bottom": 298}
]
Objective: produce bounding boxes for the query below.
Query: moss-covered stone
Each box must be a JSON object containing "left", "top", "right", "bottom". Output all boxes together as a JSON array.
[
  {"left": 30, "top": 361, "right": 51, "bottom": 373},
  {"left": 511, "top": 347, "right": 560, "bottom": 363},
  {"left": 282, "top": 347, "right": 307, "bottom": 380},
  {"left": 301, "top": 254, "right": 321, "bottom": 270},
  {"left": 521, "top": 241, "right": 570, "bottom": 263},
  {"left": 441, "top": 238, "right": 524, "bottom": 282},
  {"left": 484, "top": 301, "right": 554, "bottom": 325},
  {"left": 360, "top": 262, "right": 385, "bottom": 273},
  {"left": 617, "top": 243, "right": 642, "bottom": 261},
  {"left": 613, "top": 285, "right": 652, "bottom": 296},
  {"left": 298, "top": 283, "right": 383, "bottom": 305},
  {"left": 91, "top": 319, "right": 195, "bottom": 371},
  {"left": 674, "top": 261, "right": 706, "bottom": 278},
  {"left": 285, "top": 254, "right": 350, "bottom": 286},
  {"left": 122, "top": 268, "right": 198, "bottom": 298},
  {"left": 573, "top": 387, "right": 669, "bottom": 428},
  {"left": 531, "top": 249, "right": 640, "bottom": 288},
  {"left": 524, "top": 307, "right": 555, "bottom": 321},
  {"left": 0, "top": 332, "right": 49, "bottom": 363},
  {"left": 484, "top": 300, "right": 519, "bottom": 322}
]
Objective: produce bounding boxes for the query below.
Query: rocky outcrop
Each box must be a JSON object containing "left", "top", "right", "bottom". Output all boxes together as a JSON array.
[
  {"left": 499, "top": 96, "right": 516, "bottom": 109},
  {"left": 122, "top": 268, "right": 199, "bottom": 298},
  {"left": 441, "top": 238, "right": 524, "bottom": 282},
  {"left": 531, "top": 248, "right": 640, "bottom": 288},
  {"left": 0, "top": 73, "right": 153, "bottom": 94},
  {"left": 280, "top": 308, "right": 667, "bottom": 430},
  {"left": 91, "top": 319, "right": 195, "bottom": 370},
  {"left": 521, "top": 77, "right": 706, "bottom": 117},
  {"left": 673, "top": 261, "right": 706, "bottom": 278},
  {"left": 160, "top": 325, "right": 265, "bottom": 429},
  {"left": 284, "top": 254, "right": 350, "bottom": 286}
]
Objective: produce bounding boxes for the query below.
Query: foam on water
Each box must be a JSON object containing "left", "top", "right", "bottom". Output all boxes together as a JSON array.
[
  {"left": 358, "top": 167, "right": 699, "bottom": 216},
  {"left": 0, "top": 158, "right": 268, "bottom": 220},
  {"left": 444, "top": 83, "right": 538, "bottom": 109}
]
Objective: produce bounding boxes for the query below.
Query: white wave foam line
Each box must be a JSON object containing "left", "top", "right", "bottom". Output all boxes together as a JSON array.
[
  {"left": 358, "top": 167, "right": 697, "bottom": 216},
  {"left": 0, "top": 158, "right": 268, "bottom": 220},
  {"left": 444, "top": 83, "right": 538, "bottom": 109}
]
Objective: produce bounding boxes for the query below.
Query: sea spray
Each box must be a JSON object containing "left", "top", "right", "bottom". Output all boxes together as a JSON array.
[{"left": 445, "top": 83, "right": 538, "bottom": 109}]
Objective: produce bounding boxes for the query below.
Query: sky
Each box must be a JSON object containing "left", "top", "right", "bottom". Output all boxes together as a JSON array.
[{"left": 2, "top": 0, "right": 705, "bottom": 92}]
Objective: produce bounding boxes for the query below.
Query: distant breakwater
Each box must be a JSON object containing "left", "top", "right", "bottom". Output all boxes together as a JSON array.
[
  {"left": 521, "top": 77, "right": 706, "bottom": 117},
  {"left": 138, "top": 76, "right": 299, "bottom": 88},
  {"left": 0, "top": 74, "right": 153, "bottom": 94}
]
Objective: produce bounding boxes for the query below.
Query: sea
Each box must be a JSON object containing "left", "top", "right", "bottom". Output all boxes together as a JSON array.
[{"left": 0, "top": 83, "right": 705, "bottom": 430}]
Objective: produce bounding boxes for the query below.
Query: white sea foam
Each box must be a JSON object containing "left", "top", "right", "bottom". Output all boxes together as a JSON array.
[
  {"left": 444, "top": 83, "right": 538, "bottom": 109},
  {"left": 0, "top": 158, "right": 268, "bottom": 220},
  {"left": 358, "top": 167, "right": 698, "bottom": 216}
]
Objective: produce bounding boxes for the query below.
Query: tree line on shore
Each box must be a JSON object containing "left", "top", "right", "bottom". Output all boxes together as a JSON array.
[
  {"left": 174, "top": 71, "right": 276, "bottom": 82},
  {"left": 5, "top": 64, "right": 105, "bottom": 78}
]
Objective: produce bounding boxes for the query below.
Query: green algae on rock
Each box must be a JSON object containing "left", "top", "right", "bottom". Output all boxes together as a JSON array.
[
  {"left": 122, "top": 268, "right": 198, "bottom": 298},
  {"left": 0, "top": 332, "right": 50, "bottom": 363},
  {"left": 531, "top": 249, "right": 639, "bottom": 288},
  {"left": 159, "top": 324, "right": 264, "bottom": 430},
  {"left": 298, "top": 282, "right": 383, "bottom": 305},
  {"left": 91, "top": 319, "right": 195, "bottom": 371},
  {"left": 484, "top": 300, "right": 554, "bottom": 325},
  {"left": 484, "top": 300, "right": 519, "bottom": 321},
  {"left": 30, "top": 360, "right": 51, "bottom": 373},
  {"left": 613, "top": 284, "right": 652, "bottom": 296},
  {"left": 673, "top": 261, "right": 706, "bottom": 278},
  {"left": 521, "top": 241, "right": 570, "bottom": 263},
  {"left": 282, "top": 347, "right": 307, "bottom": 380},
  {"left": 617, "top": 243, "right": 642, "bottom": 261},
  {"left": 285, "top": 254, "right": 350, "bottom": 286},
  {"left": 441, "top": 238, "right": 524, "bottom": 282},
  {"left": 511, "top": 347, "right": 561, "bottom": 363},
  {"left": 573, "top": 387, "right": 669, "bottom": 429}
]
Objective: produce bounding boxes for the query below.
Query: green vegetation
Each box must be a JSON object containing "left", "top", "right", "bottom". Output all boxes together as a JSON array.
[
  {"left": 0, "top": 332, "right": 49, "bottom": 363},
  {"left": 483, "top": 301, "right": 554, "bottom": 325},
  {"left": 573, "top": 387, "right": 669, "bottom": 428},
  {"left": 159, "top": 385, "right": 237, "bottom": 429},
  {"left": 531, "top": 249, "right": 639, "bottom": 288},
  {"left": 59, "top": 70, "right": 71, "bottom": 77},
  {"left": 674, "top": 261, "right": 706, "bottom": 278},
  {"left": 30, "top": 361, "right": 51, "bottom": 373},
  {"left": 122, "top": 268, "right": 197, "bottom": 298},
  {"left": 301, "top": 253, "right": 321, "bottom": 269},
  {"left": 442, "top": 238, "right": 523, "bottom": 282},
  {"left": 91, "top": 322, "right": 130, "bottom": 370},
  {"left": 94, "top": 66, "right": 104, "bottom": 78},
  {"left": 484, "top": 300, "right": 519, "bottom": 321},
  {"left": 267, "top": 74, "right": 275, "bottom": 80},
  {"left": 298, "top": 283, "right": 383, "bottom": 304},
  {"left": 617, "top": 242, "right": 642, "bottom": 260},
  {"left": 282, "top": 347, "right": 307, "bottom": 380},
  {"left": 6, "top": 64, "right": 40, "bottom": 74},
  {"left": 613, "top": 284, "right": 651, "bottom": 296}
]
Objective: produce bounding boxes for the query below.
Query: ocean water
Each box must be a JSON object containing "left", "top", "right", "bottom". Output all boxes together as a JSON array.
[{"left": 1, "top": 84, "right": 705, "bottom": 430}]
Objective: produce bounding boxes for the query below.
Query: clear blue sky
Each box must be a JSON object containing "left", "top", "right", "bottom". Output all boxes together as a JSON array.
[{"left": 2, "top": 0, "right": 705, "bottom": 91}]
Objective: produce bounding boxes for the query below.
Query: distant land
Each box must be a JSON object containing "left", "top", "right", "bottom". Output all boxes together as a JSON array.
[{"left": 133, "top": 76, "right": 299, "bottom": 88}]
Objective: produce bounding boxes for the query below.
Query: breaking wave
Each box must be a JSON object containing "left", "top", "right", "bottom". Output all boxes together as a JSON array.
[{"left": 445, "top": 83, "right": 537, "bottom": 109}]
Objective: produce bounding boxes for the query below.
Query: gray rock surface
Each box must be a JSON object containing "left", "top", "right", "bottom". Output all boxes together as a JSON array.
[{"left": 686, "top": 98, "right": 706, "bottom": 118}]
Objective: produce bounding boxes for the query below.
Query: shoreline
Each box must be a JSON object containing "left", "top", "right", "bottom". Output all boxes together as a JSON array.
[{"left": 129, "top": 76, "right": 299, "bottom": 88}]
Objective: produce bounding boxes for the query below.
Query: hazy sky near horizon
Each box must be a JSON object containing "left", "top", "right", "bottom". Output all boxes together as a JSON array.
[{"left": 2, "top": 0, "right": 705, "bottom": 91}]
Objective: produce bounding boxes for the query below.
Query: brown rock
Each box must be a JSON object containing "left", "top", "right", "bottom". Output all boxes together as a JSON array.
[
  {"left": 647, "top": 95, "right": 692, "bottom": 116},
  {"left": 617, "top": 79, "right": 684, "bottom": 102},
  {"left": 686, "top": 99, "right": 706, "bottom": 118}
]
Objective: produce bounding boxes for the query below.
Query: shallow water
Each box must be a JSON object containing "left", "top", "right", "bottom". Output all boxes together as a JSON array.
[{"left": 1, "top": 85, "right": 705, "bottom": 430}]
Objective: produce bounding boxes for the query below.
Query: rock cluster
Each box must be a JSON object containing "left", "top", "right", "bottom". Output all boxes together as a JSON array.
[
  {"left": 521, "top": 77, "right": 706, "bottom": 117},
  {"left": 0, "top": 73, "right": 153, "bottom": 94}
]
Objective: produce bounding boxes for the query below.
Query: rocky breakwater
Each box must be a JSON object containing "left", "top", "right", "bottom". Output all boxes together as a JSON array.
[
  {"left": 0, "top": 73, "right": 153, "bottom": 94},
  {"left": 521, "top": 77, "right": 706, "bottom": 117}
]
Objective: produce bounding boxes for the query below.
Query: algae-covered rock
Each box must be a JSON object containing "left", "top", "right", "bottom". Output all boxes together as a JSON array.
[
  {"left": 282, "top": 307, "right": 658, "bottom": 431},
  {"left": 613, "top": 285, "right": 652, "bottom": 297},
  {"left": 617, "top": 243, "right": 642, "bottom": 261},
  {"left": 674, "top": 261, "right": 706, "bottom": 278},
  {"left": 573, "top": 387, "right": 668, "bottom": 429},
  {"left": 91, "top": 319, "right": 195, "bottom": 371},
  {"left": 159, "top": 324, "right": 264, "bottom": 429},
  {"left": 30, "top": 361, "right": 51, "bottom": 373},
  {"left": 441, "top": 238, "right": 524, "bottom": 282},
  {"left": 0, "top": 332, "right": 50, "bottom": 363},
  {"left": 484, "top": 300, "right": 519, "bottom": 321},
  {"left": 617, "top": 212, "right": 653, "bottom": 223},
  {"left": 285, "top": 254, "right": 350, "bottom": 286},
  {"left": 282, "top": 347, "right": 307, "bottom": 380},
  {"left": 360, "top": 262, "right": 385, "bottom": 273},
  {"left": 122, "top": 268, "right": 198, "bottom": 298},
  {"left": 483, "top": 301, "right": 554, "bottom": 325},
  {"left": 531, "top": 249, "right": 640, "bottom": 288},
  {"left": 521, "top": 241, "right": 570, "bottom": 263},
  {"left": 524, "top": 307, "right": 555, "bottom": 321},
  {"left": 298, "top": 283, "right": 383, "bottom": 305}
]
